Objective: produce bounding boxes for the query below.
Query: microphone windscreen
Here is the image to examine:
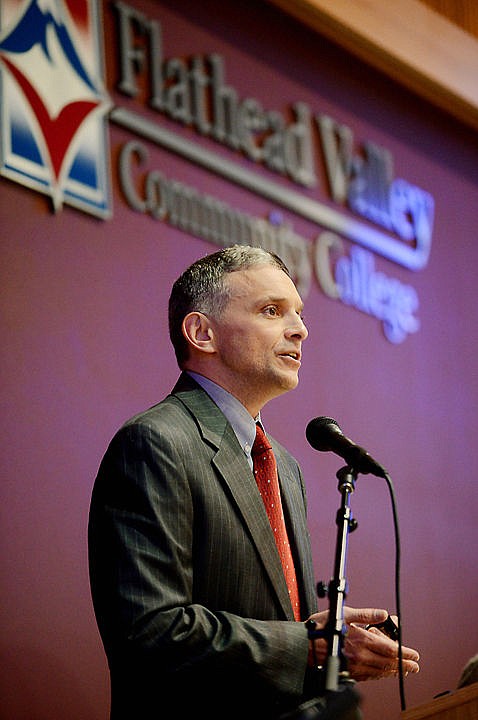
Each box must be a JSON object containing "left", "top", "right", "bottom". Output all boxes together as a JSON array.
[{"left": 306, "top": 416, "right": 342, "bottom": 451}]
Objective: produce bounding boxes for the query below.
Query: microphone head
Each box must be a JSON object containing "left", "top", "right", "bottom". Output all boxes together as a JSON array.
[
  {"left": 306, "top": 416, "right": 343, "bottom": 452},
  {"left": 306, "top": 416, "right": 388, "bottom": 478}
]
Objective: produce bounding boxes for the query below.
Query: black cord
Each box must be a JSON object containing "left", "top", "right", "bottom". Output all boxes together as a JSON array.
[{"left": 383, "top": 471, "right": 406, "bottom": 712}]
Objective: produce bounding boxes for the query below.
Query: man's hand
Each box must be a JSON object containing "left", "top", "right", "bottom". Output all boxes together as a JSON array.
[{"left": 306, "top": 607, "right": 420, "bottom": 681}]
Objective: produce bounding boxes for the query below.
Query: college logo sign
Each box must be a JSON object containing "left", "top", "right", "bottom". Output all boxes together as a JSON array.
[
  {"left": 0, "top": 0, "right": 111, "bottom": 217},
  {"left": 0, "top": 0, "right": 435, "bottom": 343}
]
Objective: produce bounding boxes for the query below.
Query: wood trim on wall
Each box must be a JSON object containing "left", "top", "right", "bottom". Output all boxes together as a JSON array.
[{"left": 267, "top": 0, "right": 478, "bottom": 131}]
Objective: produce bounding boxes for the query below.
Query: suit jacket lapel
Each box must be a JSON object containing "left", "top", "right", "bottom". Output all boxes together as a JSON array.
[
  {"left": 213, "top": 432, "right": 294, "bottom": 617},
  {"left": 172, "top": 374, "right": 295, "bottom": 618},
  {"left": 275, "top": 447, "right": 317, "bottom": 615}
]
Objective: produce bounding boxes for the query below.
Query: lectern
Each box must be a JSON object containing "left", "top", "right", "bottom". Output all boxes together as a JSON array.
[{"left": 401, "top": 683, "right": 478, "bottom": 720}]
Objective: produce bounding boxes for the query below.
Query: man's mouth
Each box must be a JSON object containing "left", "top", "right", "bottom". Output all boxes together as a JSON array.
[{"left": 279, "top": 351, "right": 301, "bottom": 362}]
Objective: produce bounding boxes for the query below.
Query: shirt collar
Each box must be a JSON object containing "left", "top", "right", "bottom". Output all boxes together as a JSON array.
[{"left": 187, "top": 371, "right": 259, "bottom": 463}]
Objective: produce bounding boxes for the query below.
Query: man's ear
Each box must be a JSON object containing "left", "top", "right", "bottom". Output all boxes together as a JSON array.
[{"left": 182, "top": 312, "right": 216, "bottom": 354}]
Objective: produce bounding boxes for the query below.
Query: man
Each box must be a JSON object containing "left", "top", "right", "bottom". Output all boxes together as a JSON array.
[{"left": 88, "top": 245, "right": 419, "bottom": 720}]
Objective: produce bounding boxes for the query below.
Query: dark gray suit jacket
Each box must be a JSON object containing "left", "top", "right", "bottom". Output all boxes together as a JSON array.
[{"left": 88, "top": 373, "right": 319, "bottom": 719}]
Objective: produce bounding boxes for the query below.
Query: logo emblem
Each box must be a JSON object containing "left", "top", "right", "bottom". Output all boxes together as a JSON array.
[{"left": 0, "top": 0, "right": 112, "bottom": 217}]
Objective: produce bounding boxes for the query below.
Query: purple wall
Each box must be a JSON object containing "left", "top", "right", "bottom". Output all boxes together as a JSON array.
[{"left": 1, "top": 1, "right": 477, "bottom": 718}]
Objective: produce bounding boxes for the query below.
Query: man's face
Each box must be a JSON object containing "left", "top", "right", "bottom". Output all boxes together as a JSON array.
[{"left": 209, "top": 264, "right": 308, "bottom": 415}]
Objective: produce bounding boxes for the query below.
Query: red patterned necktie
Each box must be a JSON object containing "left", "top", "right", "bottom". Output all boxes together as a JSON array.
[{"left": 252, "top": 423, "right": 301, "bottom": 621}]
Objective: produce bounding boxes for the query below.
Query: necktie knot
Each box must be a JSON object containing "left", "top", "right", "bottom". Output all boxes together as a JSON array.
[{"left": 252, "top": 423, "right": 272, "bottom": 456}]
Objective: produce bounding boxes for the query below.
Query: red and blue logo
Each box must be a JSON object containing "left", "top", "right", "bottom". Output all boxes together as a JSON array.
[{"left": 0, "top": 0, "right": 111, "bottom": 217}]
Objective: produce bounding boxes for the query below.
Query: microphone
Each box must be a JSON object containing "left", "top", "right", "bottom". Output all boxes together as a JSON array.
[{"left": 306, "top": 416, "right": 388, "bottom": 478}]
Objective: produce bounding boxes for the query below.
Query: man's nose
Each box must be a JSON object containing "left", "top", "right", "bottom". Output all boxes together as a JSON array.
[{"left": 286, "top": 315, "right": 308, "bottom": 340}]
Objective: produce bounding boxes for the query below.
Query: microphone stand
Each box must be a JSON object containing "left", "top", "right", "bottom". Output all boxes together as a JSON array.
[
  {"left": 281, "top": 465, "right": 361, "bottom": 720},
  {"left": 321, "top": 465, "right": 358, "bottom": 693}
]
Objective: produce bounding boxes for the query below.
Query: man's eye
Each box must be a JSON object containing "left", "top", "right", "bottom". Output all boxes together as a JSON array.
[{"left": 264, "top": 306, "right": 279, "bottom": 316}]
